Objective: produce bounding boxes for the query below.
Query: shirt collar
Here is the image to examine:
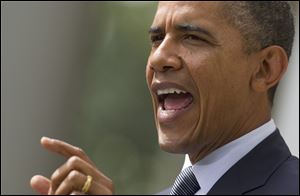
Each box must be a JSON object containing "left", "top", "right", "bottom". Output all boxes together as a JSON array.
[{"left": 182, "top": 119, "right": 276, "bottom": 195}]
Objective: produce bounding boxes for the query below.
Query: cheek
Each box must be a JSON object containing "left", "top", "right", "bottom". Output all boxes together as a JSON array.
[
  {"left": 146, "top": 64, "right": 154, "bottom": 88},
  {"left": 187, "top": 54, "right": 238, "bottom": 133},
  {"left": 187, "top": 54, "right": 220, "bottom": 98},
  {"left": 188, "top": 53, "right": 243, "bottom": 98},
  {"left": 188, "top": 53, "right": 252, "bottom": 128}
]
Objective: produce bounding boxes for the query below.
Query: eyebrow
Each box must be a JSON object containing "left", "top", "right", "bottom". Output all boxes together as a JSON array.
[
  {"left": 148, "top": 23, "right": 219, "bottom": 44},
  {"left": 148, "top": 26, "right": 164, "bottom": 34},
  {"left": 175, "top": 23, "right": 217, "bottom": 42},
  {"left": 149, "top": 23, "right": 212, "bottom": 35}
]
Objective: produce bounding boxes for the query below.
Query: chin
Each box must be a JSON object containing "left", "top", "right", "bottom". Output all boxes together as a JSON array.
[{"left": 158, "top": 135, "right": 189, "bottom": 154}]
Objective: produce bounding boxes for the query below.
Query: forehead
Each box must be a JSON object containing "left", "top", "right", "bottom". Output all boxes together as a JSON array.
[
  {"left": 158, "top": 1, "right": 220, "bottom": 10},
  {"left": 154, "top": 1, "right": 223, "bottom": 26}
]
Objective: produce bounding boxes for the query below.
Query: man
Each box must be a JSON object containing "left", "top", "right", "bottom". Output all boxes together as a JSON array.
[{"left": 31, "top": 1, "right": 299, "bottom": 195}]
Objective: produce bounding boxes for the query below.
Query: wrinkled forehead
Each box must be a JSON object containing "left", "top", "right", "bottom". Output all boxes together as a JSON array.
[
  {"left": 158, "top": 1, "right": 221, "bottom": 9},
  {"left": 153, "top": 1, "right": 223, "bottom": 27}
]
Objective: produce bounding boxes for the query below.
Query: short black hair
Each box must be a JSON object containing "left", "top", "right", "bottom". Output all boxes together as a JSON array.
[{"left": 221, "top": 1, "right": 295, "bottom": 106}]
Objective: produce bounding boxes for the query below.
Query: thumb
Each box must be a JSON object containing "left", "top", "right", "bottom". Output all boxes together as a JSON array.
[{"left": 30, "top": 175, "right": 50, "bottom": 195}]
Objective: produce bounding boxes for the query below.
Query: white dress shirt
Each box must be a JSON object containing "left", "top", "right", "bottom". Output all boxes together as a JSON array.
[{"left": 182, "top": 119, "right": 277, "bottom": 195}]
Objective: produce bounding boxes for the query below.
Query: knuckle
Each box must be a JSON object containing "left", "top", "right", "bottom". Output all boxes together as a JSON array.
[
  {"left": 67, "top": 156, "right": 80, "bottom": 167},
  {"left": 67, "top": 170, "right": 80, "bottom": 181},
  {"left": 75, "top": 147, "right": 86, "bottom": 156}
]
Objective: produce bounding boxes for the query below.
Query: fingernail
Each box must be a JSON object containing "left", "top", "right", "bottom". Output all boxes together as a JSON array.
[{"left": 41, "top": 136, "right": 50, "bottom": 143}]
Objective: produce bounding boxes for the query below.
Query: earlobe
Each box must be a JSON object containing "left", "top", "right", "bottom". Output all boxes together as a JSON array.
[{"left": 251, "top": 46, "right": 288, "bottom": 93}]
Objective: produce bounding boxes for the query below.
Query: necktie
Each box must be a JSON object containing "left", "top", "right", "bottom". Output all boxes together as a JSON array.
[{"left": 170, "top": 166, "right": 200, "bottom": 195}]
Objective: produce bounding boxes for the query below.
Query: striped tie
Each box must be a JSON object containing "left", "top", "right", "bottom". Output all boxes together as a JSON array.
[{"left": 170, "top": 166, "right": 200, "bottom": 195}]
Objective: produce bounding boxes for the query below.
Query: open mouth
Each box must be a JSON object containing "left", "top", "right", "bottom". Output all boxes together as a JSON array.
[
  {"left": 151, "top": 82, "right": 195, "bottom": 123},
  {"left": 157, "top": 88, "right": 193, "bottom": 111}
]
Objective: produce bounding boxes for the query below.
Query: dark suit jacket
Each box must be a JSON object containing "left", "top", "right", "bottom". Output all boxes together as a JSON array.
[{"left": 157, "top": 130, "right": 299, "bottom": 195}]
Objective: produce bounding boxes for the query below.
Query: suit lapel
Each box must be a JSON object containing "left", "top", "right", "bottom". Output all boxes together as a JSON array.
[{"left": 207, "top": 130, "right": 291, "bottom": 195}]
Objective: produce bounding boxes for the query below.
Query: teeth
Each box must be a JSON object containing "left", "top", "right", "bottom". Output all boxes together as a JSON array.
[{"left": 157, "top": 88, "right": 187, "bottom": 95}]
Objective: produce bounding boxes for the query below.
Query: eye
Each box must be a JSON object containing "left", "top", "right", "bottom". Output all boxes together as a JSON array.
[
  {"left": 184, "top": 34, "right": 205, "bottom": 41},
  {"left": 150, "top": 34, "right": 165, "bottom": 47}
]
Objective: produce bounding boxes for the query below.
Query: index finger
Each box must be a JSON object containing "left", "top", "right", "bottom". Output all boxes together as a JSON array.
[{"left": 41, "top": 137, "right": 94, "bottom": 166}]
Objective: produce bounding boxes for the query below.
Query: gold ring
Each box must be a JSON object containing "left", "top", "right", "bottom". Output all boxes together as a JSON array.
[{"left": 81, "top": 175, "right": 93, "bottom": 193}]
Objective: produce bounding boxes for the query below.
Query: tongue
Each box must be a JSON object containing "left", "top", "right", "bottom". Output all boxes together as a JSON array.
[{"left": 164, "top": 93, "right": 193, "bottom": 110}]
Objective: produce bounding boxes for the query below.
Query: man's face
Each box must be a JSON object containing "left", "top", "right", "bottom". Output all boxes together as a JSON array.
[{"left": 146, "top": 2, "right": 257, "bottom": 160}]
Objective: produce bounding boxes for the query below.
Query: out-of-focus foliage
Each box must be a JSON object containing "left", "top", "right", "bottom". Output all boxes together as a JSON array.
[{"left": 72, "top": 2, "right": 183, "bottom": 194}]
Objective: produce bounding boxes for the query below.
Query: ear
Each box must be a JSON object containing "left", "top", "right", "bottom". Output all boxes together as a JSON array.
[{"left": 251, "top": 46, "right": 288, "bottom": 93}]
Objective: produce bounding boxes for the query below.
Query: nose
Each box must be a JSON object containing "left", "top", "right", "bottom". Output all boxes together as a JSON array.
[{"left": 148, "top": 38, "right": 182, "bottom": 73}]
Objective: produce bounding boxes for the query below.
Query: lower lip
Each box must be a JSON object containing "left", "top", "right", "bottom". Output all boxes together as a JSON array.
[{"left": 157, "top": 101, "right": 194, "bottom": 124}]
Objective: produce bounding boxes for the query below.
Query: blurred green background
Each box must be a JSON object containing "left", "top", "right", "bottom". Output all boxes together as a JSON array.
[{"left": 1, "top": 2, "right": 184, "bottom": 195}]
